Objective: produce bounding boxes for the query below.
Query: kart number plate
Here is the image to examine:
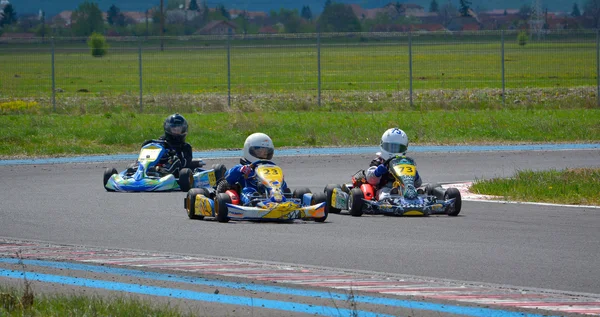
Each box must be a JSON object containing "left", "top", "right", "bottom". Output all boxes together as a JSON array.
[
  {"left": 256, "top": 166, "right": 284, "bottom": 183},
  {"left": 393, "top": 164, "right": 416, "bottom": 176}
]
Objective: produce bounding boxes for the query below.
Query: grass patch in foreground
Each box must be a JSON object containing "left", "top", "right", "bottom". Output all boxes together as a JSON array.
[
  {"left": 0, "top": 284, "right": 193, "bottom": 317},
  {"left": 470, "top": 168, "right": 600, "bottom": 206}
]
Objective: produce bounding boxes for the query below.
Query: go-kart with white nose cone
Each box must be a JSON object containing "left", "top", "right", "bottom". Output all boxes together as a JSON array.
[{"left": 103, "top": 141, "right": 226, "bottom": 192}]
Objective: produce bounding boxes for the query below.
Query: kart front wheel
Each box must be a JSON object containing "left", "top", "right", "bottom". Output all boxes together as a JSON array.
[
  {"left": 186, "top": 188, "right": 209, "bottom": 220},
  {"left": 103, "top": 168, "right": 118, "bottom": 191},
  {"left": 311, "top": 191, "right": 328, "bottom": 222},
  {"left": 211, "top": 164, "right": 227, "bottom": 181},
  {"left": 293, "top": 187, "right": 311, "bottom": 199},
  {"left": 178, "top": 168, "right": 193, "bottom": 192},
  {"left": 349, "top": 187, "right": 364, "bottom": 217},
  {"left": 324, "top": 184, "right": 342, "bottom": 214},
  {"left": 444, "top": 187, "right": 462, "bottom": 216},
  {"left": 215, "top": 193, "right": 231, "bottom": 223}
]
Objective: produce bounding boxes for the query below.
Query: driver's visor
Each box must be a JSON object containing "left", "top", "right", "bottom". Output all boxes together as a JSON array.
[
  {"left": 169, "top": 126, "right": 187, "bottom": 136},
  {"left": 249, "top": 146, "right": 274, "bottom": 160},
  {"left": 381, "top": 142, "right": 407, "bottom": 154}
]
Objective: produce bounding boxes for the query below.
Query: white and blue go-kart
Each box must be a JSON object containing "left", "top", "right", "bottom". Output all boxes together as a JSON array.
[{"left": 103, "top": 142, "right": 226, "bottom": 192}]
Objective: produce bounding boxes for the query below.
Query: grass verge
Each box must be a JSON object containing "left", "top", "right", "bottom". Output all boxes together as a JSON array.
[
  {"left": 0, "top": 284, "right": 193, "bottom": 317},
  {"left": 470, "top": 168, "right": 600, "bottom": 206},
  {"left": 1, "top": 108, "right": 599, "bottom": 158}
]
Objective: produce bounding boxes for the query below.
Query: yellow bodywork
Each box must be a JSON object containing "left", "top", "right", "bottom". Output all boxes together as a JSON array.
[{"left": 194, "top": 194, "right": 214, "bottom": 217}]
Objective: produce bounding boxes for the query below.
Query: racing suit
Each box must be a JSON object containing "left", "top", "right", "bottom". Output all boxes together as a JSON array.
[
  {"left": 365, "top": 154, "right": 422, "bottom": 201},
  {"left": 127, "top": 135, "right": 193, "bottom": 177},
  {"left": 224, "top": 159, "right": 288, "bottom": 205}
]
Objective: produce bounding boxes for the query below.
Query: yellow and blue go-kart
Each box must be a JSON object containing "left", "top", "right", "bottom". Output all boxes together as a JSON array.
[
  {"left": 325, "top": 155, "right": 462, "bottom": 217},
  {"left": 184, "top": 160, "right": 327, "bottom": 223},
  {"left": 103, "top": 142, "right": 226, "bottom": 192}
]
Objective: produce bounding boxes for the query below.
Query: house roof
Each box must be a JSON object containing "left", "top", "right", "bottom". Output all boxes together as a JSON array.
[
  {"left": 481, "top": 9, "right": 519, "bottom": 16},
  {"left": 229, "top": 9, "right": 267, "bottom": 19},
  {"left": 196, "top": 20, "right": 238, "bottom": 34},
  {"left": 122, "top": 11, "right": 148, "bottom": 23}
]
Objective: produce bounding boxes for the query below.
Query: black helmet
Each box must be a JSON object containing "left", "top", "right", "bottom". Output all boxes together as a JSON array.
[{"left": 163, "top": 113, "right": 188, "bottom": 144}]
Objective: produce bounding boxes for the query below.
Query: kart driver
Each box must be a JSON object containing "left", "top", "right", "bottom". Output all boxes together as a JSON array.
[
  {"left": 126, "top": 113, "right": 193, "bottom": 177},
  {"left": 365, "top": 128, "right": 422, "bottom": 200},
  {"left": 222, "top": 132, "right": 288, "bottom": 205}
]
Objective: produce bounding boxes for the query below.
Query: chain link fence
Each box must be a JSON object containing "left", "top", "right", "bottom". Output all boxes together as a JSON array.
[{"left": 0, "top": 30, "right": 598, "bottom": 112}]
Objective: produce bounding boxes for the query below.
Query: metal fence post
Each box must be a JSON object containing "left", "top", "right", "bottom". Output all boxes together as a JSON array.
[
  {"left": 51, "top": 37, "right": 56, "bottom": 112},
  {"left": 501, "top": 30, "right": 506, "bottom": 106},
  {"left": 227, "top": 28, "right": 232, "bottom": 110},
  {"left": 317, "top": 27, "right": 321, "bottom": 107},
  {"left": 408, "top": 31, "right": 413, "bottom": 108},
  {"left": 138, "top": 38, "right": 143, "bottom": 113}
]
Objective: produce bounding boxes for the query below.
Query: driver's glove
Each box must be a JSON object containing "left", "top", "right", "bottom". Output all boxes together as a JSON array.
[
  {"left": 240, "top": 165, "right": 252, "bottom": 176},
  {"left": 374, "top": 164, "right": 387, "bottom": 177}
]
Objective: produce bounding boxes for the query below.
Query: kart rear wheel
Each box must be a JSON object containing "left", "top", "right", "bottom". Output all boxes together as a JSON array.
[
  {"left": 186, "top": 188, "right": 209, "bottom": 220},
  {"left": 311, "top": 191, "right": 328, "bottom": 222},
  {"left": 178, "top": 168, "right": 193, "bottom": 192},
  {"left": 293, "top": 187, "right": 311, "bottom": 199},
  {"left": 426, "top": 183, "right": 445, "bottom": 199},
  {"left": 349, "top": 187, "right": 364, "bottom": 217},
  {"left": 103, "top": 167, "right": 118, "bottom": 192},
  {"left": 211, "top": 164, "right": 227, "bottom": 181},
  {"left": 324, "top": 184, "right": 342, "bottom": 214},
  {"left": 444, "top": 187, "right": 462, "bottom": 216},
  {"left": 215, "top": 193, "right": 231, "bottom": 223}
]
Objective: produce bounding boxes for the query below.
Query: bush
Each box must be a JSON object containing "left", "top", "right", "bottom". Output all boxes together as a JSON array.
[
  {"left": 517, "top": 31, "right": 528, "bottom": 46},
  {"left": 87, "top": 32, "right": 108, "bottom": 57}
]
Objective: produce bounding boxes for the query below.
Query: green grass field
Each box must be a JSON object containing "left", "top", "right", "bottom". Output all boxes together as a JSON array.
[{"left": 1, "top": 39, "right": 596, "bottom": 107}]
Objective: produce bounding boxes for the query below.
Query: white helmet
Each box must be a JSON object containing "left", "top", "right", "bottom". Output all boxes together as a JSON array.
[
  {"left": 243, "top": 132, "right": 275, "bottom": 162},
  {"left": 379, "top": 128, "right": 409, "bottom": 159}
]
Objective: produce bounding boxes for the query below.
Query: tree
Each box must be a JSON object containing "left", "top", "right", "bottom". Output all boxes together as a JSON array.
[
  {"left": 429, "top": 0, "right": 439, "bottom": 13},
  {"left": 459, "top": 0, "right": 472, "bottom": 17},
  {"left": 0, "top": 4, "right": 18, "bottom": 26},
  {"left": 583, "top": 0, "right": 600, "bottom": 28},
  {"left": 317, "top": 3, "right": 361, "bottom": 32},
  {"left": 301, "top": 5, "right": 313, "bottom": 21},
  {"left": 71, "top": 1, "right": 105, "bottom": 36},
  {"left": 216, "top": 4, "right": 230, "bottom": 20},
  {"left": 571, "top": 3, "right": 581, "bottom": 16},
  {"left": 189, "top": 0, "right": 199, "bottom": 11},
  {"left": 518, "top": 4, "right": 532, "bottom": 20},
  {"left": 107, "top": 5, "right": 126, "bottom": 26},
  {"left": 88, "top": 32, "right": 108, "bottom": 57},
  {"left": 440, "top": 1, "right": 457, "bottom": 25}
]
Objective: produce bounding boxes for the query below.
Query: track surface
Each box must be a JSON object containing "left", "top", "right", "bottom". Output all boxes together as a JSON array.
[{"left": 1, "top": 149, "right": 599, "bottom": 315}]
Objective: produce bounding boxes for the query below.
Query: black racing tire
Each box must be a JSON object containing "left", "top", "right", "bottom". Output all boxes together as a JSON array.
[
  {"left": 178, "top": 168, "right": 193, "bottom": 192},
  {"left": 283, "top": 187, "right": 292, "bottom": 198},
  {"left": 185, "top": 188, "right": 209, "bottom": 220},
  {"left": 215, "top": 192, "right": 231, "bottom": 223},
  {"left": 310, "top": 191, "right": 328, "bottom": 222},
  {"left": 292, "top": 187, "right": 312, "bottom": 199},
  {"left": 103, "top": 167, "right": 118, "bottom": 191},
  {"left": 444, "top": 187, "right": 462, "bottom": 216},
  {"left": 211, "top": 163, "right": 227, "bottom": 181},
  {"left": 349, "top": 187, "right": 364, "bottom": 217},
  {"left": 324, "top": 184, "right": 342, "bottom": 214},
  {"left": 429, "top": 183, "right": 446, "bottom": 200}
]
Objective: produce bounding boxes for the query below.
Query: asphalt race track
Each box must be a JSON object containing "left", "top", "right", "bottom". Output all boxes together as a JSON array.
[{"left": 1, "top": 148, "right": 599, "bottom": 316}]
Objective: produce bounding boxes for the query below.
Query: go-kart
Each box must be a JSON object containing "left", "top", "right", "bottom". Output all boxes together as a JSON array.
[
  {"left": 103, "top": 141, "right": 226, "bottom": 192},
  {"left": 184, "top": 160, "right": 327, "bottom": 223},
  {"left": 324, "top": 155, "right": 462, "bottom": 217}
]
